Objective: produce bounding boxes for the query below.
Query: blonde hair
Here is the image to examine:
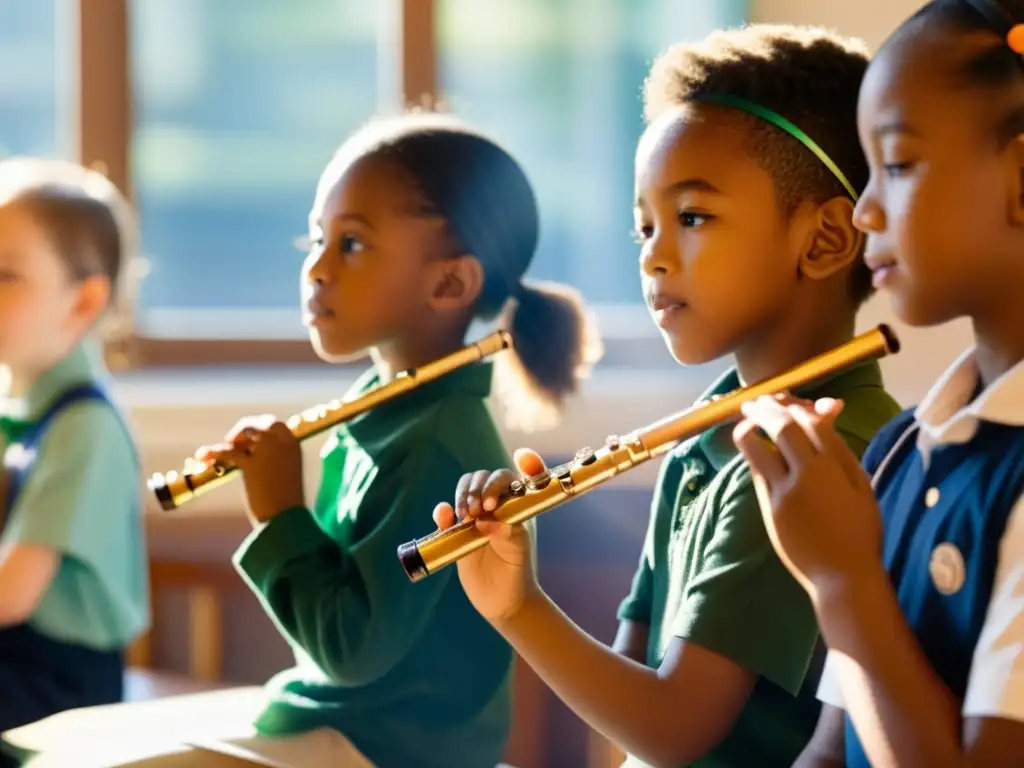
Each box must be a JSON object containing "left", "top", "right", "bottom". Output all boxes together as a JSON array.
[{"left": 0, "top": 157, "right": 146, "bottom": 367}]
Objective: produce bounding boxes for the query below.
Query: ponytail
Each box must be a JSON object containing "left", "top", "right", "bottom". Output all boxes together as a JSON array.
[
  {"left": 492, "top": 280, "right": 604, "bottom": 432},
  {"left": 338, "top": 113, "right": 606, "bottom": 425}
]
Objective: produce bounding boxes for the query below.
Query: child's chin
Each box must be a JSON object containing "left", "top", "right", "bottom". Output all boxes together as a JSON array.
[
  {"left": 888, "top": 293, "right": 956, "bottom": 329},
  {"left": 309, "top": 334, "right": 370, "bottom": 364},
  {"left": 664, "top": 334, "right": 721, "bottom": 368}
]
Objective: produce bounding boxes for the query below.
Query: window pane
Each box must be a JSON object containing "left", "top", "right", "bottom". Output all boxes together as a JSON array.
[
  {"left": 0, "top": 0, "right": 64, "bottom": 159},
  {"left": 438, "top": 0, "right": 746, "bottom": 305},
  {"left": 132, "top": 0, "right": 378, "bottom": 317}
]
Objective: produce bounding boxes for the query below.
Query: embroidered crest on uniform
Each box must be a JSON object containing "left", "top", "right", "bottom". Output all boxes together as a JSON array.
[{"left": 929, "top": 542, "right": 966, "bottom": 596}]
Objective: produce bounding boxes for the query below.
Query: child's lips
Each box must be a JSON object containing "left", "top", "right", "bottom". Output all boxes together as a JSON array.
[
  {"left": 304, "top": 298, "right": 336, "bottom": 324},
  {"left": 866, "top": 256, "right": 898, "bottom": 288},
  {"left": 646, "top": 292, "right": 689, "bottom": 329}
]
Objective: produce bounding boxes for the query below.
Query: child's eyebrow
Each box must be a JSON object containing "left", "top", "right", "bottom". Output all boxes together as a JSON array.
[
  {"left": 635, "top": 177, "right": 723, "bottom": 207},
  {"left": 320, "top": 212, "right": 377, "bottom": 230},
  {"left": 872, "top": 120, "right": 919, "bottom": 139}
]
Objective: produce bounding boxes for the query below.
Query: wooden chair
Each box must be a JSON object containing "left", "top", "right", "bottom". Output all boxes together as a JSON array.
[{"left": 125, "top": 560, "right": 232, "bottom": 701}]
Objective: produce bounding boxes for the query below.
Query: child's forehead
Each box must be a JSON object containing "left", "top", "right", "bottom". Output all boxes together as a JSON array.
[
  {"left": 0, "top": 204, "right": 64, "bottom": 265},
  {"left": 635, "top": 106, "right": 766, "bottom": 197},
  {"left": 310, "top": 153, "right": 423, "bottom": 225},
  {"left": 861, "top": 28, "right": 1009, "bottom": 131}
]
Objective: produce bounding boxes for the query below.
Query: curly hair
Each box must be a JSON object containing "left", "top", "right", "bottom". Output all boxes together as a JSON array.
[{"left": 644, "top": 24, "right": 874, "bottom": 302}]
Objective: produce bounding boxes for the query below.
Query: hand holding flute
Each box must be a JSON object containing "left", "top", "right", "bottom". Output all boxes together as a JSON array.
[
  {"left": 419, "top": 325, "right": 900, "bottom": 629},
  {"left": 400, "top": 325, "right": 901, "bottom": 583},
  {"left": 193, "top": 415, "right": 306, "bottom": 525},
  {"left": 431, "top": 449, "right": 547, "bottom": 624},
  {"left": 147, "top": 331, "right": 512, "bottom": 512}
]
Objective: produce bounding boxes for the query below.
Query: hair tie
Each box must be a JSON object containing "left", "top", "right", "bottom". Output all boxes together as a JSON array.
[
  {"left": 694, "top": 93, "right": 859, "bottom": 202},
  {"left": 1009, "top": 22, "right": 1024, "bottom": 52}
]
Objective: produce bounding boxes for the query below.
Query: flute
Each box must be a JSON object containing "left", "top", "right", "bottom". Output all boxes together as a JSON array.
[
  {"left": 398, "top": 324, "right": 900, "bottom": 582},
  {"left": 148, "top": 330, "right": 513, "bottom": 512}
]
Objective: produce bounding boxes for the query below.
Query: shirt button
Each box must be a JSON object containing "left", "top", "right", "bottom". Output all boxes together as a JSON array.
[
  {"left": 686, "top": 481, "right": 698, "bottom": 492},
  {"left": 925, "top": 488, "right": 941, "bottom": 508}
]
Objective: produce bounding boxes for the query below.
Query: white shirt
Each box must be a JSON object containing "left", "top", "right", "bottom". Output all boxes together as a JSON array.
[{"left": 817, "top": 348, "right": 1024, "bottom": 722}]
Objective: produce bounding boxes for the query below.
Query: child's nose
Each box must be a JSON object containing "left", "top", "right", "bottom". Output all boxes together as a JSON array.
[
  {"left": 852, "top": 189, "right": 885, "bottom": 235},
  {"left": 302, "top": 249, "right": 332, "bottom": 285},
  {"left": 639, "top": 234, "right": 678, "bottom": 277}
]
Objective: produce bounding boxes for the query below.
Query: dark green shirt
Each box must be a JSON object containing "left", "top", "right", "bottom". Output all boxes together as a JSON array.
[
  {"left": 234, "top": 362, "right": 514, "bottom": 768},
  {"left": 618, "top": 361, "right": 902, "bottom": 768}
]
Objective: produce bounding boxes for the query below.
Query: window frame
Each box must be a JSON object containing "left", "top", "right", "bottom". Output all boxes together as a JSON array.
[{"left": 80, "top": 0, "right": 658, "bottom": 370}]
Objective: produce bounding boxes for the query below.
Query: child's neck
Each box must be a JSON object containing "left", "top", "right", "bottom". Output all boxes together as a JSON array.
[
  {"left": 370, "top": 328, "right": 469, "bottom": 383},
  {"left": 3, "top": 364, "right": 47, "bottom": 399},
  {"left": 1, "top": 340, "right": 79, "bottom": 399},
  {"left": 971, "top": 297, "right": 1024, "bottom": 388},
  {"left": 733, "top": 312, "right": 857, "bottom": 387}
]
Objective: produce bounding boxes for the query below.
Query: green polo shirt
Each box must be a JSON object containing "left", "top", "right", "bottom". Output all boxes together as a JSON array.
[
  {"left": 0, "top": 340, "right": 148, "bottom": 649},
  {"left": 234, "top": 361, "right": 514, "bottom": 768},
  {"left": 618, "top": 361, "right": 901, "bottom": 768}
]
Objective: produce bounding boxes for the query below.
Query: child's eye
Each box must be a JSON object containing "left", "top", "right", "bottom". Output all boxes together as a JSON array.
[
  {"left": 678, "top": 211, "right": 711, "bottom": 228},
  {"left": 882, "top": 160, "right": 914, "bottom": 178},
  {"left": 339, "top": 234, "right": 366, "bottom": 255},
  {"left": 631, "top": 225, "right": 653, "bottom": 245}
]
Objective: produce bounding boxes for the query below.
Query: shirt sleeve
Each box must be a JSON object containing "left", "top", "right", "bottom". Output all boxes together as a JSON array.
[
  {"left": 233, "top": 441, "right": 467, "bottom": 687},
  {"left": 617, "top": 454, "right": 684, "bottom": 625},
  {"left": 3, "top": 401, "right": 138, "bottom": 565},
  {"left": 963, "top": 492, "right": 1024, "bottom": 721},
  {"left": 670, "top": 463, "right": 819, "bottom": 695}
]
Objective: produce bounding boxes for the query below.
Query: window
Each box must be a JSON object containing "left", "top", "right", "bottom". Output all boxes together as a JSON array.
[
  {"left": 131, "top": 0, "right": 379, "bottom": 338},
  {"left": 436, "top": 0, "right": 747, "bottom": 308},
  {"left": 0, "top": 0, "right": 66, "bottom": 159},
  {"left": 76, "top": 0, "right": 746, "bottom": 365}
]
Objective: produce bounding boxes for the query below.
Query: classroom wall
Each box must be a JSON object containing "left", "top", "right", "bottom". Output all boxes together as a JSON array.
[
  {"left": 138, "top": 2, "right": 978, "bottom": 766},
  {"left": 751, "top": 0, "right": 925, "bottom": 47}
]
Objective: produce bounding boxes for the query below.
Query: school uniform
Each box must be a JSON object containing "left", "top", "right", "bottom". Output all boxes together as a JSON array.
[
  {"left": 0, "top": 340, "right": 148, "bottom": 761},
  {"left": 194, "top": 362, "right": 515, "bottom": 768},
  {"left": 817, "top": 349, "right": 1024, "bottom": 767},
  {"left": 617, "top": 361, "right": 901, "bottom": 768}
]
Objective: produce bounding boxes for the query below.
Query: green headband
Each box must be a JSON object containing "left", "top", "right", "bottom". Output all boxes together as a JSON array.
[{"left": 696, "top": 93, "right": 859, "bottom": 202}]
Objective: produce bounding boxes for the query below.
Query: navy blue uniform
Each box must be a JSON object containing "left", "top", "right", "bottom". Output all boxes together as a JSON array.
[{"left": 816, "top": 351, "right": 1024, "bottom": 765}]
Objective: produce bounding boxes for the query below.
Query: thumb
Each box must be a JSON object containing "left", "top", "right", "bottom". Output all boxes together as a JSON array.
[{"left": 513, "top": 447, "right": 546, "bottom": 477}]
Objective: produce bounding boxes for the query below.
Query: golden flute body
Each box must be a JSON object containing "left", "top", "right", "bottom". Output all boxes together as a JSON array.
[
  {"left": 398, "top": 324, "right": 900, "bottom": 582},
  {"left": 148, "top": 330, "right": 513, "bottom": 512}
]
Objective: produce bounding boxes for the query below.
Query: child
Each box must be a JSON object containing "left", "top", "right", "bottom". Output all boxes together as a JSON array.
[
  {"left": 0, "top": 158, "right": 149, "bottom": 764},
  {"left": 174, "top": 114, "right": 601, "bottom": 768},
  {"left": 733, "top": 2, "right": 1024, "bottom": 766},
  {"left": 433, "top": 25, "right": 903, "bottom": 768}
]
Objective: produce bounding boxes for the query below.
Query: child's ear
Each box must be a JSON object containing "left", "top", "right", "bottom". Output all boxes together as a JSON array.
[
  {"left": 798, "top": 196, "right": 864, "bottom": 281},
  {"left": 427, "top": 254, "right": 484, "bottom": 311},
  {"left": 1004, "top": 133, "right": 1024, "bottom": 226},
  {"left": 71, "top": 274, "right": 111, "bottom": 330}
]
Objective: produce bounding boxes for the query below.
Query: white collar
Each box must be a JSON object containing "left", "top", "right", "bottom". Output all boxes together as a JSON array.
[{"left": 913, "top": 348, "right": 1024, "bottom": 459}]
